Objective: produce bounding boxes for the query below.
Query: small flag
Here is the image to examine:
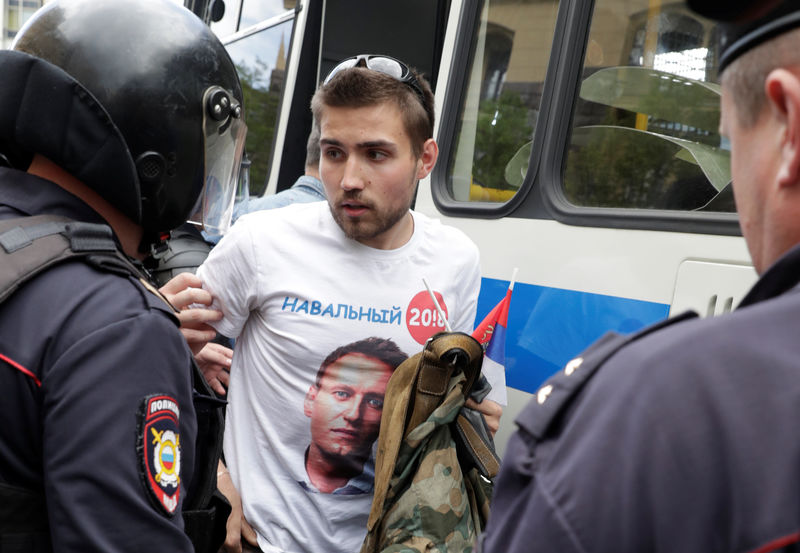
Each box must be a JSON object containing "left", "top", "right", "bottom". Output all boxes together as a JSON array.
[{"left": 472, "top": 269, "right": 517, "bottom": 405}]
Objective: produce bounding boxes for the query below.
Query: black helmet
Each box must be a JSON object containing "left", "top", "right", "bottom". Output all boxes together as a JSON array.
[
  {"left": 147, "top": 226, "right": 213, "bottom": 288},
  {"left": 2, "top": 0, "right": 246, "bottom": 243}
]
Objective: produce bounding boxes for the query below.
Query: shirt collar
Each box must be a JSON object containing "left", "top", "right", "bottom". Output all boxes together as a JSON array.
[
  {"left": 738, "top": 243, "right": 800, "bottom": 308},
  {"left": 298, "top": 448, "right": 375, "bottom": 495}
]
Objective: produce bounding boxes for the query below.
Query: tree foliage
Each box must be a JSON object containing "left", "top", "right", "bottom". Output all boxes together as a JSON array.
[{"left": 236, "top": 59, "right": 281, "bottom": 196}]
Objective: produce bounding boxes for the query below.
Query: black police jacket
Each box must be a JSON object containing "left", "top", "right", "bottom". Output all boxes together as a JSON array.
[
  {"left": 0, "top": 168, "right": 209, "bottom": 552},
  {"left": 482, "top": 243, "right": 800, "bottom": 553}
]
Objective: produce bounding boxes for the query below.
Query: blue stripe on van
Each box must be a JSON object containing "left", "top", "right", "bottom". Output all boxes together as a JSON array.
[{"left": 476, "top": 277, "right": 670, "bottom": 395}]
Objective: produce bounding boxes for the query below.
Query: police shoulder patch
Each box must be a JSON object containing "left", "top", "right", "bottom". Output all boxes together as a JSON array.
[{"left": 136, "top": 394, "right": 182, "bottom": 516}]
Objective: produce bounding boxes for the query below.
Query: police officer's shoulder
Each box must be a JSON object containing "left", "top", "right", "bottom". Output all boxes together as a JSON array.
[
  {"left": 41, "top": 256, "right": 178, "bottom": 329},
  {"left": 135, "top": 273, "right": 180, "bottom": 323},
  {"left": 517, "top": 310, "right": 700, "bottom": 442}
]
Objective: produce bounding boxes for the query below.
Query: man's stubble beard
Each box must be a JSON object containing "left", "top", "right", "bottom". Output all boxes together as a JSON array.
[{"left": 328, "top": 192, "right": 412, "bottom": 244}]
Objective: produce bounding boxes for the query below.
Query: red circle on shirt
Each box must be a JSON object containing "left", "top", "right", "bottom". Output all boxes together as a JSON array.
[{"left": 406, "top": 290, "right": 449, "bottom": 345}]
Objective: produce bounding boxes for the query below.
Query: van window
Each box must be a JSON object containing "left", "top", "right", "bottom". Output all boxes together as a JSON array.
[
  {"left": 446, "top": 0, "right": 560, "bottom": 204},
  {"left": 564, "top": 0, "right": 730, "bottom": 212},
  {"left": 210, "top": 1, "right": 295, "bottom": 36},
  {"left": 221, "top": 12, "right": 295, "bottom": 195}
]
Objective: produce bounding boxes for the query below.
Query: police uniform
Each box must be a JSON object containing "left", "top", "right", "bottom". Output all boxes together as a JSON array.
[
  {"left": 481, "top": 2, "right": 800, "bottom": 551},
  {"left": 481, "top": 244, "right": 800, "bottom": 552},
  {"left": 0, "top": 170, "right": 198, "bottom": 551},
  {"left": 0, "top": 0, "right": 242, "bottom": 550}
]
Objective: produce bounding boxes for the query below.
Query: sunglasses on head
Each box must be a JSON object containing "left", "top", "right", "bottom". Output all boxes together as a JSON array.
[{"left": 323, "top": 54, "right": 427, "bottom": 109}]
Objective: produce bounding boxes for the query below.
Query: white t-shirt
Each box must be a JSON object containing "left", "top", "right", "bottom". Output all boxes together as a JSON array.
[{"left": 197, "top": 202, "right": 497, "bottom": 553}]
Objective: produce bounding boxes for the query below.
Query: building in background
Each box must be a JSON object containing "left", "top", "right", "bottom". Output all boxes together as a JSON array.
[{"left": 1, "top": 0, "right": 47, "bottom": 49}]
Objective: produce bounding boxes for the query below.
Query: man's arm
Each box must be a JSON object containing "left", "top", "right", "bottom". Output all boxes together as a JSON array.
[
  {"left": 465, "top": 397, "right": 502, "bottom": 435},
  {"left": 216, "top": 461, "right": 259, "bottom": 553},
  {"left": 43, "top": 312, "right": 197, "bottom": 551}
]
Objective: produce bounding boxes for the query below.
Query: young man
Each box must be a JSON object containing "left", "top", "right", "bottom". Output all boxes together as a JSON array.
[
  {"left": 196, "top": 55, "right": 504, "bottom": 552},
  {"left": 302, "top": 337, "right": 407, "bottom": 494},
  {"left": 0, "top": 0, "right": 243, "bottom": 551},
  {"left": 481, "top": 3, "right": 800, "bottom": 552}
]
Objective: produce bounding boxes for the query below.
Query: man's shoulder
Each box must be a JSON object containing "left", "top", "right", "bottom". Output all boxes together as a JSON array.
[
  {"left": 38, "top": 259, "right": 175, "bottom": 321},
  {"left": 539, "top": 298, "right": 800, "bottom": 437},
  {"left": 612, "top": 291, "right": 800, "bottom": 380},
  {"left": 232, "top": 201, "right": 327, "bottom": 244},
  {"left": 0, "top": 258, "right": 182, "bottom": 372},
  {"left": 505, "top": 296, "right": 800, "bottom": 553},
  {"left": 411, "top": 211, "right": 479, "bottom": 256}
]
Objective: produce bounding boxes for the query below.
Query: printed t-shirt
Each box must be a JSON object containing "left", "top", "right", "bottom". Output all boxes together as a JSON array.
[{"left": 197, "top": 202, "right": 494, "bottom": 553}]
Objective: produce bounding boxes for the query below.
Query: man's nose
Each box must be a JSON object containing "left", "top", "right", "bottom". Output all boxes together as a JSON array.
[
  {"left": 340, "top": 157, "right": 366, "bottom": 192},
  {"left": 342, "top": 398, "right": 364, "bottom": 423}
]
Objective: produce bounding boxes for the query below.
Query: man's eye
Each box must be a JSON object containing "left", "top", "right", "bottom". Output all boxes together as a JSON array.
[
  {"left": 333, "top": 390, "right": 350, "bottom": 399},
  {"left": 325, "top": 149, "right": 342, "bottom": 160},
  {"left": 368, "top": 150, "right": 387, "bottom": 161},
  {"left": 367, "top": 398, "right": 384, "bottom": 409}
]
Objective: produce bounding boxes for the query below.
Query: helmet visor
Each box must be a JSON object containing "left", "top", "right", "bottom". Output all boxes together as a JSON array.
[{"left": 188, "top": 86, "right": 247, "bottom": 236}]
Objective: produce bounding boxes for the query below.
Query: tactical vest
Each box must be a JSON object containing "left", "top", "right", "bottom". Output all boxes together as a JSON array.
[{"left": 0, "top": 215, "right": 229, "bottom": 553}]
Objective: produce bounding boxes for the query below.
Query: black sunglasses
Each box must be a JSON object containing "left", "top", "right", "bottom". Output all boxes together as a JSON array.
[{"left": 323, "top": 54, "right": 427, "bottom": 109}]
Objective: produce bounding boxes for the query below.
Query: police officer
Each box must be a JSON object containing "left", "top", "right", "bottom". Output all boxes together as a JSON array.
[
  {"left": 0, "top": 0, "right": 245, "bottom": 551},
  {"left": 481, "top": 2, "right": 800, "bottom": 552}
]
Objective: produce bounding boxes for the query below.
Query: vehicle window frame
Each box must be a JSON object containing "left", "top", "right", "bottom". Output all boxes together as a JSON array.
[
  {"left": 432, "top": 0, "right": 555, "bottom": 219},
  {"left": 218, "top": 7, "right": 299, "bottom": 197},
  {"left": 431, "top": 0, "right": 742, "bottom": 237}
]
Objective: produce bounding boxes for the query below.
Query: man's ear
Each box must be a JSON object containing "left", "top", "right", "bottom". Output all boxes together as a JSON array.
[
  {"left": 304, "top": 386, "right": 318, "bottom": 418},
  {"left": 416, "top": 138, "right": 439, "bottom": 180},
  {"left": 766, "top": 68, "right": 800, "bottom": 188}
]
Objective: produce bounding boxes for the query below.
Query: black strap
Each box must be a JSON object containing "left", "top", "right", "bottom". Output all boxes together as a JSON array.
[
  {"left": 0, "top": 215, "right": 145, "bottom": 302},
  {"left": 0, "top": 482, "right": 51, "bottom": 553},
  {"left": 0, "top": 483, "right": 48, "bottom": 534}
]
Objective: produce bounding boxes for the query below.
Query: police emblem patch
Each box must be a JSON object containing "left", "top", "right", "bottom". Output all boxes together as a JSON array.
[{"left": 137, "top": 394, "right": 181, "bottom": 516}]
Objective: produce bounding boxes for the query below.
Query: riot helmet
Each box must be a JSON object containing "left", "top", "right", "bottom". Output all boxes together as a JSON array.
[{"left": 2, "top": 0, "right": 246, "bottom": 246}]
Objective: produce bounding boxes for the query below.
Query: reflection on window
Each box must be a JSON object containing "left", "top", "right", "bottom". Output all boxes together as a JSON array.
[
  {"left": 447, "top": 0, "right": 559, "bottom": 203},
  {"left": 211, "top": 1, "right": 295, "bottom": 39},
  {"left": 240, "top": 1, "right": 295, "bottom": 29},
  {"left": 564, "top": 0, "right": 732, "bottom": 212},
  {"left": 225, "top": 19, "right": 293, "bottom": 195}
]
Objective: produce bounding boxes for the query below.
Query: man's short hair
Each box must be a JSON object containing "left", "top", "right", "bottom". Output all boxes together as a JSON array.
[
  {"left": 311, "top": 66, "right": 435, "bottom": 158},
  {"left": 314, "top": 337, "right": 408, "bottom": 387},
  {"left": 722, "top": 26, "right": 800, "bottom": 128}
]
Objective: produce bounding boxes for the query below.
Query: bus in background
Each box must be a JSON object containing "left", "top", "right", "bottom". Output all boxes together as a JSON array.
[{"left": 188, "top": 0, "right": 755, "bottom": 454}]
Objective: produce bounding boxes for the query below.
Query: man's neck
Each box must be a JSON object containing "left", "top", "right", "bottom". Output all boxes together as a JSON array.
[
  {"left": 358, "top": 211, "right": 415, "bottom": 250},
  {"left": 305, "top": 447, "right": 364, "bottom": 493},
  {"left": 27, "top": 155, "right": 144, "bottom": 258}
]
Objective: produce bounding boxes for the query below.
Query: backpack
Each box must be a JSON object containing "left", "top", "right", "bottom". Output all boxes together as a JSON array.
[
  {"left": 0, "top": 214, "right": 229, "bottom": 553},
  {"left": 361, "top": 331, "right": 500, "bottom": 553}
]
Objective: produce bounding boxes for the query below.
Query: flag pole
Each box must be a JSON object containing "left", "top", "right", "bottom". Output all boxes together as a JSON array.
[{"left": 422, "top": 278, "right": 453, "bottom": 332}]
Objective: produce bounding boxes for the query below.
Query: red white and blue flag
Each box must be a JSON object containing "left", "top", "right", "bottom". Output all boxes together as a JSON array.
[{"left": 471, "top": 270, "right": 516, "bottom": 405}]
